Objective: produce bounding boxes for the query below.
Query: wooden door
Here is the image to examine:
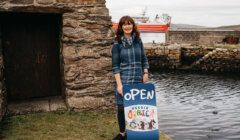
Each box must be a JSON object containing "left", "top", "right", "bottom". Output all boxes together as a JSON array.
[{"left": 1, "top": 12, "right": 62, "bottom": 100}]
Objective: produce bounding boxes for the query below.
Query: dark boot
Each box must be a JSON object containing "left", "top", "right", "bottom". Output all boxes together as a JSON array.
[{"left": 112, "top": 134, "right": 125, "bottom": 140}]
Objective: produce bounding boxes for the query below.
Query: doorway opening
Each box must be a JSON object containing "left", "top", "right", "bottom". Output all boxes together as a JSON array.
[{"left": 0, "top": 12, "right": 62, "bottom": 101}]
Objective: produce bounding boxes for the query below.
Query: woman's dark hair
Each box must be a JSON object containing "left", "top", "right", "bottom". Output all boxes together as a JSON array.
[{"left": 115, "top": 16, "right": 140, "bottom": 42}]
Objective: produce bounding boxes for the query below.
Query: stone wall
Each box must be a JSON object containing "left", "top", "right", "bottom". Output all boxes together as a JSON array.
[
  {"left": 0, "top": 0, "right": 115, "bottom": 117},
  {"left": 145, "top": 43, "right": 240, "bottom": 72},
  {"left": 166, "top": 30, "right": 240, "bottom": 45},
  {"left": 145, "top": 44, "right": 181, "bottom": 69},
  {"left": 60, "top": 2, "right": 115, "bottom": 110}
]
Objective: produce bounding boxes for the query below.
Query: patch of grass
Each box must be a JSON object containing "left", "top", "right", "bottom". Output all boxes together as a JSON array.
[
  {"left": 212, "top": 44, "right": 240, "bottom": 49},
  {"left": 0, "top": 110, "right": 171, "bottom": 140}
]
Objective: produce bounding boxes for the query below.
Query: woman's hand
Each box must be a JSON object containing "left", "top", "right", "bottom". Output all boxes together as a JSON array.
[
  {"left": 143, "top": 73, "right": 148, "bottom": 83},
  {"left": 114, "top": 73, "right": 123, "bottom": 96},
  {"left": 117, "top": 84, "right": 123, "bottom": 96}
]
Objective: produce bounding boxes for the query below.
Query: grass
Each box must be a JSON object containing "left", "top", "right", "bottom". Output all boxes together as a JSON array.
[
  {"left": 0, "top": 110, "right": 172, "bottom": 140},
  {"left": 212, "top": 44, "right": 240, "bottom": 49}
]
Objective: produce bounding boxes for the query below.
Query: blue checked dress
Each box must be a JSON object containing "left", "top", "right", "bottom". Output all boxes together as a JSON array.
[{"left": 112, "top": 36, "right": 149, "bottom": 104}]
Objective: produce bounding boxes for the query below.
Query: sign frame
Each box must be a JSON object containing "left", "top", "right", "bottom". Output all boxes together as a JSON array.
[{"left": 123, "top": 83, "right": 159, "bottom": 140}]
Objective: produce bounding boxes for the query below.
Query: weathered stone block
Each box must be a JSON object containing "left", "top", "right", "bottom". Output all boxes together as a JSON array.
[
  {"left": 63, "top": 27, "right": 94, "bottom": 39},
  {"left": 7, "top": 99, "right": 50, "bottom": 115},
  {"left": 89, "top": 6, "right": 108, "bottom": 15},
  {"left": 56, "top": 0, "right": 105, "bottom": 4},
  {"left": 36, "top": 0, "right": 54, "bottom": 4},
  {"left": 56, "top": 0, "right": 78, "bottom": 3},
  {"left": 10, "top": 0, "right": 33, "bottom": 4}
]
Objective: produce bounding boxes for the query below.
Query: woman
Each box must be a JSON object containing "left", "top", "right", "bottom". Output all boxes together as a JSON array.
[{"left": 112, "top": 16, "right": 149, "bottom": 140}]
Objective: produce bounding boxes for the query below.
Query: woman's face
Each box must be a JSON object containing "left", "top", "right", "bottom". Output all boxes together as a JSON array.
[{"left": 122, "top": 21, "right": 133, "bottom": 36}]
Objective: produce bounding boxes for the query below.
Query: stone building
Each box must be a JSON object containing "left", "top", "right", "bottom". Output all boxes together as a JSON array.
[{"left": 0, "top": 0, "right": 115, "bottom": 120}]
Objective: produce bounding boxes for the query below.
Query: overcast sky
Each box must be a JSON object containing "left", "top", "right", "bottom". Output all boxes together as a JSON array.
[{"left": 106, "top": 0, "right": 240, "bottom": 27}]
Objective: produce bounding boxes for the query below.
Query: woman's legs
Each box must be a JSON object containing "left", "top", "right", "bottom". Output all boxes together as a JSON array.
[
  {"left": 117, "top": 104, "right": 125, "bottom": 133},
  {"left": 112, "top": 104, "right": 126, "bottom": 140}
]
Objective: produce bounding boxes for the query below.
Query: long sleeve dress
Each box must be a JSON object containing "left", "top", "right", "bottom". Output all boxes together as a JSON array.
[{"left": 112, "top": 37, "right": 149, "bottom": 105}]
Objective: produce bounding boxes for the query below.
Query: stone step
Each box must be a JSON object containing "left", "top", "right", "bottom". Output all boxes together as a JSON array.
[{"left": 6, "top": 96, "right": 67, "bottom": 116}]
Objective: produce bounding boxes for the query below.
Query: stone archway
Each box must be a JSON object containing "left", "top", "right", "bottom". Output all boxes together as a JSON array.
[{"left": 0, "top": 0, "right": 115, "bottom": 119}]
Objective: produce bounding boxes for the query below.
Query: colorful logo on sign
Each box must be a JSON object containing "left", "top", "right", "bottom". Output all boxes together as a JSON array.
[{"left": 125, "top": 105, "right": 158, "bottom": 131}]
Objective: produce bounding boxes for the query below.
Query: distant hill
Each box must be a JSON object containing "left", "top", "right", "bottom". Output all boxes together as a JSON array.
[
  {"left": 214, "top": 24, "right": 240, "bottom": 31},
  {"left": 170, "top": 23, "right": 240, "bottom": 31}
]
